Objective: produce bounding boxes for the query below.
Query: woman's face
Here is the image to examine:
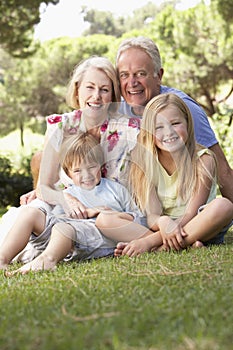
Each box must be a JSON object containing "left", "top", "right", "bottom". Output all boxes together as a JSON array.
[{"left": 78, "top": 67, "right": 113, "bottom": 121}]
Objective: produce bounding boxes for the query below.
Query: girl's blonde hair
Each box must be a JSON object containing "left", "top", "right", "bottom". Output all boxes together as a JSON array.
[
  {"left": 60, "top": 132, "right": 104, "bottom": 176},
  {"left": 66, "top": 56, "right": 121, "bottom": 114},
  {"left": 129, "top": 93, "right": 217, "bottom": 211}
]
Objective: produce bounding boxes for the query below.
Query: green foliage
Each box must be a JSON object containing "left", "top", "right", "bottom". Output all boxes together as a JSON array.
[
  {"left": 146, "top": 3, "right": 233, "bottom": 120},
  {"left": 211, "top": 103, "right": 233, "bottom": 167},
  {"left": 0, "top": 1, "right": 232, "bottom": 162},
  {"left": 0, "top": 35, "right": 114, "bottom": 140},
  {"left": 0, "top": 155, "right": 32, "bottom": 207},
  {"left": 81, "top": 2, "right": 161, "bottom": 37},
  {"left": 0, "top": 0, "right": 59, "bottom": 57},
  {"left": 214, "top": 0, "right": 233, "bottom": 24},
  {"left": 82, "top": 8, "right": 123, "bottom": 37},
  {"left": 0, "top": 245, "right": 232, "bottom": 349}
]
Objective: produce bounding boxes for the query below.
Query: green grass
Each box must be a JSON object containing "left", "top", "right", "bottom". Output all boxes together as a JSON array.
[
  {"left": 0, "top": 129, "right": 232, "bottom": 350},
  {"left": 0, "top": 230, "right": 232, "bottom": 350}
]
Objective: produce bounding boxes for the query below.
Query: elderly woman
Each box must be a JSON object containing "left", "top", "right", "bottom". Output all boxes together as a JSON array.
[
  {"left": 37, "top": 56, "right": 140, "bottom": 218},
  {"left": 0, "top": 56, "right": 141, "bottom": 262}
]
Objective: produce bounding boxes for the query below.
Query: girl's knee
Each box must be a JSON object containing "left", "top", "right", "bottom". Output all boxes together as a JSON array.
[
  {"left": 96, "top": 211, "right": 120, "bottom": 228},
  {"left": 95, "top": 212, "right": 111, "bottom": 228},
  {"left": 208, "top": 197, "right": 233, "bottom": 220},
  {"left": 213, "top": 197, "right": 233, "bottom": 211}
]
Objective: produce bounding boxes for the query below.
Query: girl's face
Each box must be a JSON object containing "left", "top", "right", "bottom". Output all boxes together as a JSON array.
[
  {"left": 78, "top": 67, "right": 113, "bottom": 121},
  {"left": 153, "top": 105, "right": 188, "bottom": 153},
  {"left": 68, "top": 160, "right": 101, "bottom": 190}
]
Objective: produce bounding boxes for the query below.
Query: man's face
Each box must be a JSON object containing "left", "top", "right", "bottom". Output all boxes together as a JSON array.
[{"left": 117, "top": 48, "right": 162, "bottom": 115}]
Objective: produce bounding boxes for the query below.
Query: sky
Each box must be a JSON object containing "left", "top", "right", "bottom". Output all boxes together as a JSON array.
[{"left": 34, "top": 0, "right": 202, "bottom": 42}]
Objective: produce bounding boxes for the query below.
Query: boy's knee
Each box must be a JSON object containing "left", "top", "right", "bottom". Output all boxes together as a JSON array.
[{"left": 52, "top": 222, "right": 75, "bottom": 239}]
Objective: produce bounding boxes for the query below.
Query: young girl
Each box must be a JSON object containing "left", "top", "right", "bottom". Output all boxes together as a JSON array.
[
  {"left": 0, "top": 132, "right": 148, "bottom": 274},
  {"left": 113, "top": 93, "right": 233, "bottom": 257}
]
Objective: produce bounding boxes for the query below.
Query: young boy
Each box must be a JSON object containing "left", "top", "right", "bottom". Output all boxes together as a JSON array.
[{"left": 0, "top": 132, "right": 146, "bottom": 274}]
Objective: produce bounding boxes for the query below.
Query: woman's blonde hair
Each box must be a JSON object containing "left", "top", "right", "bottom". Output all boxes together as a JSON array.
[
  {"left": 60, "top": 132, "right": 104, "bottom": 176},
  {"left": 66, "top": 56, "right": 121, "bottom": 113},
  {"left": 130, "top": 93, "right": 217, "bottom": 211}
]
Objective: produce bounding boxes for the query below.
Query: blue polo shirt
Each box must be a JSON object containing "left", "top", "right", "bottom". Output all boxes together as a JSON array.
[{"left": 119, "top": 85, "right": 218, "bottom": 148}]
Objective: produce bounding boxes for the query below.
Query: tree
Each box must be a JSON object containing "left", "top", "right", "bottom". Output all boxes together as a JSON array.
[
  {"left": 81, "top": 7, "right": 123, "bottom": 37},
  {"left": 214, "top": 0, "right": 233, "bottom": 24},
  {"left": 146, "top": 3, "right": 233, "bottom": 118},
  {"left": 0, "top": 35, "right": 115, "bottom": 145},
  {"left": 0, "top": 0, "right": 59, "bottom": 57},
  {"left": 81, "top": 2, "right": 161, "bottom": 37}
]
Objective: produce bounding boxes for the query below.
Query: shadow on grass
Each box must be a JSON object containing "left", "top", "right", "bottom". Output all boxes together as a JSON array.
[{"left": 225, "top": 227, "right": 233, "bottom": 244}]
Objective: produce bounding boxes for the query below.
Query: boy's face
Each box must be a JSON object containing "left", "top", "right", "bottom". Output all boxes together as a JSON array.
[{"left": 68, "top": 161, "right": 101, "bottom": 190}]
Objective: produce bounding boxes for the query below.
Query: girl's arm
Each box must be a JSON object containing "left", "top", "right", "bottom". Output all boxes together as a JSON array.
[
  {"left": 146, "top": 186, "right": 163, "bottom": 231},
  {"left": 177, "top": 153, "right": 216, "bottom": 227},
  {"left": 159, "top": 153, "right": 216, "bottom": 250}
]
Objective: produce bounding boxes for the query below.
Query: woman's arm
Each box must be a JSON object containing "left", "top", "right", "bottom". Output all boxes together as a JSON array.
[{"left": 36, "top": 132, "right": 87, "bottom": 218}]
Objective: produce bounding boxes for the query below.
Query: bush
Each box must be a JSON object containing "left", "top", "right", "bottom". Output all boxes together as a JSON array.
[{"left": 0, "top": 155, "right": 33, "bottom": 207}]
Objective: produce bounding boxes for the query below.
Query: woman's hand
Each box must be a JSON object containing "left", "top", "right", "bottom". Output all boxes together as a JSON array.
[
  {"left": 20, "top": 190, "right": 36, "bottom": 205},
  {"left": 63, "top": 193, "right": 88, "bottom": 219},
  {"left": 158, "top": 216, "right": 187, "bottom": 251}
]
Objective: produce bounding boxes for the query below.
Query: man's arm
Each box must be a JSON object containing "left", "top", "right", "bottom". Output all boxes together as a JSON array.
[{"left": 209, "top": 143, "right": 233, "bottom": 203}]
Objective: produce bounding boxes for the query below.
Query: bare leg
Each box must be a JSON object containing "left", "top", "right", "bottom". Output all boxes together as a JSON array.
[
  {"left": 182, "top": 198, "right": 233, "bottom": 246},
  {"left": 114, "top": 198, "right": 233, "bottom": 257},
  {"left": 6, "top": 222, "right": 75, "bottom": 275},
  {"left": 96, "top": 211, "right": 153, "bottom": 241},
  {"left": 0, "top": 207, "right": 46, "bottom": 269}
]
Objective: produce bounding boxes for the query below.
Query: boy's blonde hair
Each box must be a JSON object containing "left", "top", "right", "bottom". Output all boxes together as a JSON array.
[
  {"left": 130, "top": 93, "right": 217, "bottom": 211},
  {"left": 60, "top": 132, "right": 104, "bottom": 176}
]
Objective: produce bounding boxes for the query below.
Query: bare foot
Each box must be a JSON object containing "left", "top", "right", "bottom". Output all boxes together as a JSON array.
[
  {"left": 114, "top": 242, "right": 128, "bottom": 257},
  {"left": 5, "top": 253, "right": 57, "bottom": 277},
  {"left": 191, "top": 240, "right": 205, "bottom": 248}
]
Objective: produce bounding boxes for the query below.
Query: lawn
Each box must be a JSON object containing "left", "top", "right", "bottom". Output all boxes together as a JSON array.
[
  {"left": 0, "top": 230, "right": 232, "bottom": 350},
  {"left": 0, "top": 129, "right": 232, "bottom": 349}
]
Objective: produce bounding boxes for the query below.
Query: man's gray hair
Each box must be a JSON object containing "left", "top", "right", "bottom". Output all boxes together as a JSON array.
[{"left": 116, "top": 36, "right": 162, "bottom": 75}]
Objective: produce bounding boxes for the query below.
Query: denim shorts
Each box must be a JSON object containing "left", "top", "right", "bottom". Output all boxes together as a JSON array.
[{"left": 198, "top": 205, "right": 233, "bottom": 245}]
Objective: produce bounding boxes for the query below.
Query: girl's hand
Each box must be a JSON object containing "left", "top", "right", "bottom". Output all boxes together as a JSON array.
[
  {"left": 159, "top": 216, "right": 187, "bottom": 251},
  {"left": 20, "top": 190, "right": 36, "bottom": 205}
]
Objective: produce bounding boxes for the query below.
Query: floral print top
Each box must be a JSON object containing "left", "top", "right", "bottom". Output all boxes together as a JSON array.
[{"left": 46, "top": 110, "right": 141, "bottom": 187}]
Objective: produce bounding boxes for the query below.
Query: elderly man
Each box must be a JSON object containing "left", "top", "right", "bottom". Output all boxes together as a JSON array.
[{"left": 116, "top": 36, "right": 233, "bottom": 202}]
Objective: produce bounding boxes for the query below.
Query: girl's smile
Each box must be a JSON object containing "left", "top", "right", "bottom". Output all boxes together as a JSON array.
[{"left": 154, "top": 106, "right": 188, "bottom": 153}]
